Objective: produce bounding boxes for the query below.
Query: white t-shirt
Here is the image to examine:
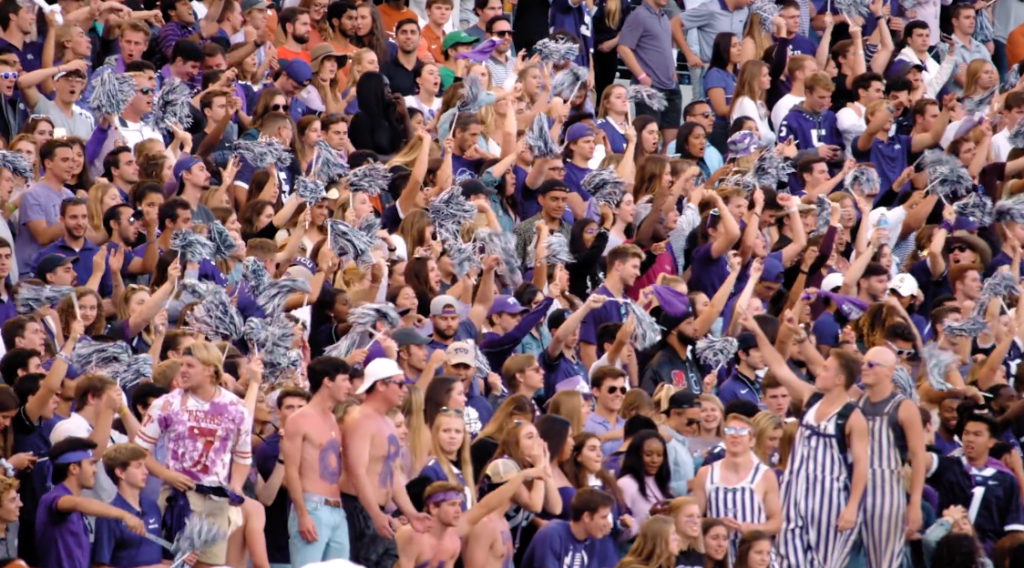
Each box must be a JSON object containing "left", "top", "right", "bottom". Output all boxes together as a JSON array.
[
  {"left": 117, "top": 118, "right": 163, "bottom": 152},
  {"left": 836, "top": 102, "right": 866, "bottom": 154},
  {"left": 731, "top": 96, "right": 776, "bottom": 146},
  {"left": 588, "top": 352, "right": 628, "bottom": 380},
  {"left": 50, "top": 412, "right": 128, "bottom": 503},
  {"left": 772, "top": 93, "right": 803, "bottom": 135},
  {"left": 993, "top": 128, "right": 1012, "bottom": 163}
]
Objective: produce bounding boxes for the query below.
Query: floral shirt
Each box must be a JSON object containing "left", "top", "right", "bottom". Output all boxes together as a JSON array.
[{"left": 136, "top": 388, "right": 253, "bottom": 487}]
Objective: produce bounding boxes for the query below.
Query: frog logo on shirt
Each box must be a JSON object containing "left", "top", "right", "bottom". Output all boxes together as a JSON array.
[{"left": 563, "top": 549, "right": 588, "bottom": 568}]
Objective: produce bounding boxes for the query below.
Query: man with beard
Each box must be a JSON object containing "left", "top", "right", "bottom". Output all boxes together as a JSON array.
[
  {"left": 639, "top": 303, "right": 703, "bottom": 395},
  {"left": 277, "top": 7, "right": 312, "bottom": 64},
  {"left": 30, "top": 197, "right": 114, "bottom": 296},
  {"left": 856, "top": 261, "right": 890, "bottom": 305},
  {"left": 15, "top": 139, "right": 77, "bottom": 275},
  {"left": 172, "top": 155, "right": 217, "bottom": 226},
  {"left": 382, "top": 19, "right": 424, "bottom": 96},
  {"left": 425, "top": 261, "right": 495, "bottom": 354},
  {"left": 157, "top": 0, "right": 223, "bottom": 60},
  {"left": 18, "top": 59, "right": 94, "bottom": 139},
  {"left": 483, "top": 15, "right": 514, "bottom": 87},
  {"left": 101, "top": 147, "right": 139, "bottom": 203},
  {"left": 933, "top": 393, "right": 964, "bottom": 456},
  {"left": 580, "top": 244, "right": 643, "bottom": 369},
  {"left": 102, "top": 204, "right": 159, "bottom": 284},
  {"left": 327, "top": 1, "right": 358, "bottom": 59}
]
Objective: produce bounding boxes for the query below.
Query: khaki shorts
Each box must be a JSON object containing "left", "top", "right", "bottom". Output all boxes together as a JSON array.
[{"left": 158, "top": 487, "right": 243, "bottom": 565}]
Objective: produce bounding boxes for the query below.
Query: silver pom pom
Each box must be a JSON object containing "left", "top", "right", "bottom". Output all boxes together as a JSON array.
[
  {"left": 844, "top": 167, "right": 881, "bottom": 197},
  {"left": 749, "top": 0, "right": 780, "bottom": 32},
  {"left": 457, "top": 73, "right": 489, "bottom": 113},
  {"left": 942, "top": 314, "right": 988, "bottom": 338},
  {"left": 207, "top": 220, "right": 236, "bottom": 261},
  {"left": 348, "top": 162, "right": 391, "bottom": 197},
  {"left": 347, "top": 302, "right": 401, "bottom": 330},
  {"left": 926, "top": 164, "right": 974, "bottom": 204},
  {"left": 428, "top": 186, "right": 478, "bottom": 243},
  {"left": 171, "top": 515, "right": 227, "bottom": 568},
  {"left": 71, "top": 340, "right": 131, "bottom": 375},
  {"left": 475, "top": 229, "right": 522, "bottom": 290},
  {"left": 445, "top": 240, "right": 481, "bottom": 280},
  {"left": 974, "top": 8, "right": 993, "bottom": 43},
  {"left": 551, "top": 65, "right": 588, "bottom": 101},
  {"left": 962, "top": 86, "right": 997, "bottom": 114},
  {"left": 981, "top": 270, "right": 1019, "bottom": 300},
  {"left": 1009, "top": 117, "right": 1024, "bottom": 149},
  {"left": 185, "top": 288, "right": 245, "bottom": 341},
  {"left": 695, "top": 335, "right": 739, "bottom": 371},
  {"left": 753, "top": 149, "right": 794, "bottom": 189},
  {"left": 120, "top": 354, "right": 152, "bottom": 391},
  {"left": 151, "top": 79, "right": 194, "bottom": 132},
  {"left": 543, "top": 232, "right": 574, "bottom": 265},
  {"left": 295, "top": 176, "right": 326, "bottom": 206},
  {"left": 921, "top": 342, "right": 957, "bottom": 391},
  {"left": 953, "top": 193, "right": 994, "bottom": 226},
  {"left": 257, "top": 278, "right": 311, "bottom": 315},
  {"left": 242, "top": 257, "right": 270, "bottom": 297},
  {"left": 312, "top": 140, "right": 350, "bottom": 184},
  {"left": 89, "top": 72, "right": 137, "bottom": 116},
  {"left": 177, "top": 280, "right": 220, "bottom": 302},
  {"left": 534, "top": 37, "right": 579, "bottom": 65},
  {"left": 1004, "top": 64, "right": 1021, "bottom": 92},
  {"left": 622, "top": 299, "right": 662, "bottom": 351},
  {"left": 627, "top": 85, "right": 667, "bottom": 112},
  {"left": 833, "top": 0, "right": 870, "bottom": 19},
  {"left": 233, "top": 137, "right": 292, "bottom": 169},
  {"left": 892, "top": 365, "right": 919, "bottom": 404},
  {"left": 170, "top": 229, "right": 215, "bottom": 265},
  {"left": 582, "top": 168, "right": 625, "bottom": 205},
  {"left": 525, "top": 113, "right": 560, "bottom": 159},
  {"left": 810, "top": 194, "right": 831, "bottom": 238},
  {"left": 326, "top": 219, "right": 376, "bottom": 269},
  {"left": 15, "top": 283, "right": 75, "bottom": 314},
  {"left": 0, "top": 151, "right": 32, "bottom": 180},
  {"left": 994, "top": 194, "right": 1024, "bottom": 225}
]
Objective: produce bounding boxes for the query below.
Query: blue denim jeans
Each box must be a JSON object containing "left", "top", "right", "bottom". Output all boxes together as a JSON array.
[{"left": 287, "top": 494, "right": 350, "bottom": 566}]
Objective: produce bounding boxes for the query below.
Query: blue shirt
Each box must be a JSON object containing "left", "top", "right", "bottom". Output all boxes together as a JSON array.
[
  {"left": 0, "top": 37, "right": 44, "bottom": 73},
  {"left": 520, "top": 519, "right": 603, "bottom": 568},
  {"left": 596, "top": 119, "right": 627, "bottom": 154},
  {"left": 618, "top": 2, "right": 677, "bottom": 90},
  {"left": 787, "top": 34, "right": 817, "bottom": 56},
  {"left": 579, "top": 285, "right": 626, "bottom": 350},
  {"left": 853, "top": 134, "right": 910, "bottom": 200},
  {"left": 584, "top": 412, "right": 626, "bottom": 459},
  {"left": 419, "top": 459, "right": 470, "bottom": 511},
  {"left": 451, "top": 154, "right": 484, "bottom": 180},
  {"left": 703, "top": 67, "right": 735, "bottom": 128},
  {"left": 688, "top": 243, "right": 731, "bottom": 298},
  {"left": 30, "top": 236, "right": 110, "bottom": 296},
  {"left": 540, "top": 348, "right": 587, "bottom": 399},
  {"left": 36, "top": 483, "right": 91, "bottom": 568},
  {"left": 92, "top": 493, "right": 164, "bottom": 568},
  {"left": 717, "top": 370, "right": 763, "bottom": 408},
  {"left": 550, "top": 0, "right": 593, "bottom": 67}
]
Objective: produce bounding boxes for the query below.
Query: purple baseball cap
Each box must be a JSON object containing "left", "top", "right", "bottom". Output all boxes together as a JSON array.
[{"left": 487, "top": 295, "right": 529, "bottom": 317}]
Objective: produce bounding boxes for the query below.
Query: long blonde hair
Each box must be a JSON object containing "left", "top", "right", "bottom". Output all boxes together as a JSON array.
[
  {"left": 730, "top": 60, "right": 769, "bottom": 119},
  {"left": 963, "top": 59, "right": 994, "bottom": 99},
  {"left": 742, "top": 15, "right": 772, "bottom": 61},
  {"left": 401, "top": 386, "right": 430, "bottom": 475},
  {"left": 387, "top": 135, "right": 430, "bottom": 170},
  {"left": 603, "top": 0, "right": 622, "bottom": 29},
  {"left": 751, "top": 411, "right": 783, "bottom": 467},
  {"left": 86, "top": 182, "right": 118, "bottom": 236},
  {"left": 345, "top": 48, "right": 376, "bottom": 89},
  {"left": 546, "top": 390, "right": 586, "bottom": 438},
  {"left": 667, "top": 496, "right": 706, "bottom": 553},
  {"left": 699, "top": 393, "right": 725, "bottom": 437},
  {"left": 615, "top": 516, "right": 678, "bottom": 568},
  {"left": 429, "top": 412, "right": 477, "bottom": 505}
]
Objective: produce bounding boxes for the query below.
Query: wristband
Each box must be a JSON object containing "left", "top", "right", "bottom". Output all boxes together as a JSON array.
[
  {"left": 56, "top": 352, "right": 72, "bottom": 365},
  {"left": 636, "top": 73, "right": 647, "bottom": 81},
  {"left": 940, "top": 220, "right": 954, "bottom": 232}
]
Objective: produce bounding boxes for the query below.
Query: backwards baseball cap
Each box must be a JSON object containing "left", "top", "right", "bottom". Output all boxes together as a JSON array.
[
  {"left": 886, "top": 60, "right": 924, "bottom": 83},
  {"left": 736, "top": 332, "right": 758, "bottom": 353},
  {"left": 483, "top": 458, "right": 522, "bottom": 484},
  {"left": 53, "top": 69, "right": 86, "bottom": 82},
  {"left": 429, "top": 295, "right": 460, "bottom": 316},
  {"left": 446, "top": 341, "right": 475, "bottom": 367},
  {"left": 547, "top": 309, "right": 571, "bottom": 331},
  {"left": 663, "top": 390, "right": 699, "bottom": 413},
  {"left": 356, "top": 358, "right": 404, "bottom": 394},
  {"left": 460, "top": 179, "right": 496, "bottom": 199},
  {"left": 442, "top": 30, "right": 478, "bottom": 52},
  {"left": 821, "top": 272, "right": 844, "bottom": 292},
  {"left": 537, "top": 179, "right": 569, "bottom": 195},
  {"left": 565, "top": 123, "right": 595, "bottom": 143},
  {"left": 488, "top": 295, "right": 529, "bottom": 317},
  {"left": 283, "top": 59, "right": 312, "bottom": 85},
  {"left": 392, "top": 327, "right": 431, "bottom": 348},
  {"left": 284, "top": 257, "right": 316, "bottom": 281},
  {"left": 172, "top": 154, "right": 202, "bottom": 183},
  {"left": 35, "top": 253, "right": 75, "bottom": 280},
  {"left": 760, "top": 257, "right": 786, "bottom": 285},
  {"left": 554, "top": 376, "right": 591, "bottom": 395},
  {"left": 889, "top": 273, "right": 920, "bottom": 297},
  {"left": 240, "top": 0, "right": 270, "bottom": 11}
]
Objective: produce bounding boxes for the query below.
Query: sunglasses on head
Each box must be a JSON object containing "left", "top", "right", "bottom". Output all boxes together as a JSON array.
[
  {"left": 271, "top": 103, "right": 291, "bottom": 112},
  {"left": 440, "top": 406, "right": 464, "bottom": 416},
  {"left": 605, "top": 385, "right": 627, "bottom": 395},
  {"left": 724, "top": 426, "right": 750, "bottom": 436},
  {"left": 0, "top": 72, "right": 16, "bottom": 80}
]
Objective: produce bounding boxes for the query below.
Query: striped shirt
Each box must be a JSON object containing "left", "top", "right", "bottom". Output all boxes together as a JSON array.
[{"left": 157, "top": 21, "right": 200, "bottom": 60}]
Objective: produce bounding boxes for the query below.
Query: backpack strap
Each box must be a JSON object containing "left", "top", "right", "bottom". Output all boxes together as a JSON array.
[{"left": 834, "top": 402, "right": 857, "bottom": 461}]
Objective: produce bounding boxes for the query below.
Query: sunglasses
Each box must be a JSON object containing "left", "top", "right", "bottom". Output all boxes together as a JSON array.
[
  {"left": 724, "top": 426, "right": 750, "bottom": 436},
  {"left": 692, "top": 111, "right": 714, "bottom": 119},
  {"left": 605, "top": 385, "right": 627, "bottom": 395},
  {"left": 493, "top": 30, "right": 511, "bottom": 37},
  {"left": 440, "top": 406, "right": 464, "bottom": 416},
  {"left": 949, "top": 244, "right": 969, "bottom": 254},
  {"left": 685, "top": 418, "right": 701, "bottom": 426},
  {"left": 886, "top": 341, "right": 914, "bottom": 358},
  {"left": 271, "top": 103, "right": 291, "bottom": 112},
  {"left": 383, "top": 378, "right": 407, "bottom": 389},
  {"left": 0, "top": 72, "right": 16, "bottom": 80},
  {"left": 863, "top": 360, "right": 890, "bottom": 369}
]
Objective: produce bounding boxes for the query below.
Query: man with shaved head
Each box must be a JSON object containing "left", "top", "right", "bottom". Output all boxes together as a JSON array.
[{"left": 856, "top": 345, "right": 927, "bottom": 568}]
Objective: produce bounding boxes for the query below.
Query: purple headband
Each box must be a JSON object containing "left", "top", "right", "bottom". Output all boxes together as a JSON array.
[
  {"left": 53, "top": 449, "right": 94, "bottom": 465},
  {"left": 425, "top": 490, "right": 464, "bottom": 506}
]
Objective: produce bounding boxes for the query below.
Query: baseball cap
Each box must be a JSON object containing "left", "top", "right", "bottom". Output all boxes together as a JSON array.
[
  {"left": 442, "top": 30, "right": 478, "bottom": 52},
  {"left": 952, "top": 216, "right": 978, "bottom": 233},
  {"left": 172, "top": 154, "right": 202, "bottom": 182},
  {"left": 283, "top": 59, "right": 312, "bottom": 85},
  {"left": 487, "top": 295, "right": 529, "bottom": 317},
  {"left": 821, "top": 272, "right": 844, "bottom": 292},
  {"left": 284, "top": 257, "right": 316, "bottom": 281},
  {"left": 565, "top": 123, "right": 595, "bottom": 143},
  {"left": 446, "top": 341, "right": 475, "bottom": 367},
  {"left": 310, "top": 44, "right": 345, "bottom": 73},
  {"left": 554, "top": 376, "right": 591, "bottom": 395},
  {"left": 356, "top": 358, "right": 403, "bottom": 394},
  {"left": 547, "top": 309, "right": 571, "bottom": 331},
  {"left": 392, "top": 327, "right": 430, "bottom": 348},
  {"left": 53, "top": 69, "right": 86, "bottom": 82},
  {"left": 760, "top": 257, "right": 785, "bottom": 284},
  {"left": 889, "top": 273, "right": 920, "bottom": 297},
  {"left": 460, "top": 179, "right": 496, "bottom": 199},
  {"left": 537, "top": 179, "right": 569, "bottom": 195},
  {"left": 429, "top": 295, "right": 460, "bottom": 316},
  {"left": 886, "top": 60, "right": 924, "bottom": 83},
  {"left": 663, "top": 390, "right": 699, "bottom": 413},
  {"left": 35, "top": 254, "right": 76, "bottom": 280},
  {"left": 727, "top": 130, "right": 759, "bottom": 159},
  {"left": 736, "top": 332, "right": 758, "bottom": 353},
  {"left": 483, "top": 458, "right": 522, "bottom": 484},
  {"left": 240, "top": 0, "right": 269, "bottom": 11}
]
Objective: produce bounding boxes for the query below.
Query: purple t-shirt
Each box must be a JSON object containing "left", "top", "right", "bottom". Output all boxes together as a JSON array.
[
  {"left": 520, "top": 519, "right": 605, "bottom": 568},
  {"left": 579, "top": 285, "right": 626, "bottom": 348},
  {"left": 15, "top": 182, "right": 75, "bottom": 274},
  {"left": 787, "top": 34, "right": 817, "bottom": 57},
  {"left": 549, "top": 0, "right": 593, "bottom": 67},
  {"left": 687, "top": 243, "right": 731, "bottom": 298},
  {"left": 36, "top": 483, "right": 91, "bottom": 568},
  {"left": 419, "top": 459, "right": 469, "bottom": 511}
]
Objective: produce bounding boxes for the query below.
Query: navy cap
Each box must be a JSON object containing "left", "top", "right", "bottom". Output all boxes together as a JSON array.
[
  {"left": 35, "top": 254, "right": 76, "bottom": 280},
  {"left": 537, "top": 179, "right": 569, "bottom": 195},
  {"left": 760, "top": 257, "right": 785, "bottom": 284},
  {"left": 460, "top": 179, "right": 496, "bottom": 198},
  {"left": 283, "top": 59, "right": 312, "bottom": 85},
  {"left": 565, "top": 123, "right": 594, "bottom": 143},
  {"left": 547, "top": 309, "right": 571, "bottom": 331},
  {"left": 172, "top": 154, "right": 202, "bottom": 182},
  {"left": 488, "top": 295, "right": 529, "bottom": 317},
  {"left": 392, "top": 327, "right": 431, "bottom": 347},
  {"left": 664, "top": 390, "right": 700, "bottom": 413}
]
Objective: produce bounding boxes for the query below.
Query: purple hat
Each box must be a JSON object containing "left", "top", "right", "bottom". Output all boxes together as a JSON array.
[
  {"left": 650, "top": 284, "right": 692, "bottom": 318},
  {"left": 886, "top": 60, "right": 924, "bottom": 83},
  {"left": 554, "top": 376, "right": 591, "bottom": 396},
  {"left": 727, "top": 130, "right": 760, "bottom": 159},
  {"left": 283, "top": 59, "right": 312, "bottom": 85},
  {"left": 760, "top": 257, "right": 786, "bottom": 284},
  {"left": 487, "top": 295, "right": 529, "bottom": 317},
  {"left": 565, "top": 123, "right": 595, "bottom": 143},
  {"left": 172, "top": 154, "right": 202, "bottom": 182},
  {"left": 952, "top": 215, "right": 978, "bottom": 233}
]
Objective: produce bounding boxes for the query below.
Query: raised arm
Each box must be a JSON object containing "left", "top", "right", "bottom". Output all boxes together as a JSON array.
[
  {"left": 739, "top": 309, "right": 817, "bottom": 404},
  {"left": 25, "top": 320, "right": 82, "bottom": 422},
  {"left": 548, "top": 295, "right": 604, "bottom": 357}
]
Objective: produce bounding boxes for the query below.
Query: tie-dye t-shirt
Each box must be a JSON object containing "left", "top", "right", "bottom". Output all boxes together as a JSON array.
[{"left": 136, "top": 388, "right": 254, "bottom": 487}]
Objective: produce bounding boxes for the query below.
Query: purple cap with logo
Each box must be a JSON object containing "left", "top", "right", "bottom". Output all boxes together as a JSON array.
[{"left": 487, "top": 295, "right": 529, "bottom": 317}]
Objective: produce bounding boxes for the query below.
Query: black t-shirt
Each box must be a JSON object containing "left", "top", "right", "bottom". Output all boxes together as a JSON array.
[
  {"left": 676, "top": 550, "right": 706, "bottom": 568},
  {"left": 12, "top": 405, "right": 52, "bottom": 567},
  {"left": 927, "top": 453, "right": 1024, "bottom": 548},
  {"left": 831, "top": 74, "right": 854, "bottom": 113},
  {"left": 242, "top": 221, "right": 279, "bottom": 243}
]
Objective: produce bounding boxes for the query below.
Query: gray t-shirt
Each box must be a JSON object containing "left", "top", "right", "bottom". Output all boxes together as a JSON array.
[
  {"left": 33, "top": 98, "right": 95, "bottom": 140},
  {"left": 15, "top": 182, "right": 75, "bottom": 274},
  {"left": 618, "top": 2, "right": 677, "bottom": 90},
  {"left": 192, "top": 203, "right": 216, "bottom": 226},
  {"left": 0, "top": 521, "right": 18, "bottom": 558}
]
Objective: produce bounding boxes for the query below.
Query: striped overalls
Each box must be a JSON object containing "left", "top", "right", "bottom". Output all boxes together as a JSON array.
[
  {"left": 777, "top": 398, "right": 860, "bottom": 568},
  {"left": 858, "top": 392, "right": 908, "bottom": 568},
  {"left": 705, "top": 458, "right": 769, "bottom": 565}
]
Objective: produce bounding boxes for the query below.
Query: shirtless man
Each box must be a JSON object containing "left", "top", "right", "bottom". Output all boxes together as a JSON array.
[
  {"left": 398, "top": 465, "right": 541, "bottom": 568},
  {"left": 342, "top": 357, "right": 432, "bottom": 568},
  {"left": 283, "top": 357, "right": 353, "bottom": 566},
  {"left": 463, "top": 459, "right": 540, "bottom": 568}
]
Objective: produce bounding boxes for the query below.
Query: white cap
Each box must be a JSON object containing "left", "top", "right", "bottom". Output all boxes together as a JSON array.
[
  {"left": 821, "top": 272, "right": 844, "bottom": 292},
  {"left": 889, "top": 273, "right": 920, "bottom": 297},
  {"left": 356, "top": 358, "right": 404, "bottom": 394}
]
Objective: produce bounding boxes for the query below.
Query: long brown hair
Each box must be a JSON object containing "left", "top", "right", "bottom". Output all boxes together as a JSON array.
[
  {"left": 633, "top": 155, "right": 669, "bottom": 203},
  {"left": 397, "top": 209, "right": 434, "bottom": 254},
  {"left": 730, "top": 60, "right": 769, "bottom": 119},
  {"left": 57, "top": 288, "right": 105, "bottom": 337},
  {"left": 734, "top": 530, "right": 773, "bottom": 568},
  {"left": 597, "top": 84, "right": 626, "bottom": 120},
  {"left": 562, "top": 432, "right": 623, "bottom": 502},
  {"left": 492, "top": 420, "right": 536, "bottom": 468},
  {"left": 0, "top": 385, "right": 18, "bottom": 458},
  {"left": 546, "top": 390, "right": 586, "bottom": 437},
  {"left": 478, "top": 394, "right": 534, "bottom": 441}
]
